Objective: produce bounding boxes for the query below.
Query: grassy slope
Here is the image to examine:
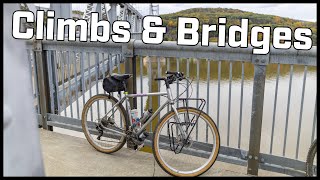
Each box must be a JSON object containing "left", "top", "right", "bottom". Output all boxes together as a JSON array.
[{"left": 160, "top": 8, "right": 317, "bottom": 45}]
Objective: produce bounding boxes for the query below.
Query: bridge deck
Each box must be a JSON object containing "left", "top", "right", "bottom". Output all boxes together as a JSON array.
[{"left": 39, "top": 129, "right": 285, "bottom": 176}]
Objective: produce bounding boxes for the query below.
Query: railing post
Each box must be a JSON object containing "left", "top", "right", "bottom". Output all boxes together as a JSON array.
[
  {"left": 123, "top": 40, "right": 137, "bottom": 149},
  {"left": 33, "top": 40, "right": 53, "bottom": 131},
  {"left": 123, "top": 40, "right": 137, "bottom": 109},
  {"left": 247, "top": 54, "right": 269, "bottom": 175}
]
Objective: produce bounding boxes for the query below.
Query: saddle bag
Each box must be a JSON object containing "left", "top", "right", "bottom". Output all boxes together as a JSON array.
[{"left": 103, "top": 76, "right": 126, "bottom": 93}]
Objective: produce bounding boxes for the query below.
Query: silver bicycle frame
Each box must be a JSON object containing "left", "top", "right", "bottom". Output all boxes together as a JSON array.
[{"left": 103, "top": 87, "right": 188, "bottom": 138}]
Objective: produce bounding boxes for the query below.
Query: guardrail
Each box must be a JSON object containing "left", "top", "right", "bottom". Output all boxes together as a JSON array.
[{"left": 26, "top": 39, "right": 317, "bottom": 176}]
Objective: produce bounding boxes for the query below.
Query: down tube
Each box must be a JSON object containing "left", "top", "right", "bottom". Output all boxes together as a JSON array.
[{"left": 137, "top": 100, "right": 170, "bottom": 135}]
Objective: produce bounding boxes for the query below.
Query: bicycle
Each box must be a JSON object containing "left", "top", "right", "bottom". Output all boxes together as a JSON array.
[
  {"left": 81, "top": 71, "right": 220, "bottom": 177},
  {"left": 306, "top": 139, "right": 317, "bottom": 176}
]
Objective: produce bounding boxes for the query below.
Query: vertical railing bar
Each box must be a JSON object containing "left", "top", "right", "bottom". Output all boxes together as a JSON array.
[
  {"left": 167, "top": 58, "right": 170, "bottom": 113},
  {"left": 283, "top": 64, "right": 293, "bottom": 156},
  {"left": 87, "top": 52, "right": 92, "bottom": 96},
  {"left": 46, "top": 51, "right": 55, "bottom": 114},
  {"left": 117, "top": 54, "right": 123, "bottom": 128},
  {"left": 61, "top": 51, "right": 67, "bottom": 117},
  {"left": 157, "top": 56, "right": 161, "bottom": 122},
  {"left": 95, "top": 53, "right": 100, "bottom": 94},
  {"left": 148, "top": 56, "right": 152, "bottom": 132},
  {"left": 67, "top": 51, "right": 73, "bottom": 118},
  {"left": 176, "top": 58, "right": 179, "bottom": 108},
  {"left": 217, "top": 60, "right": 221, "bottom": 129},
  {"left": 95, "top": 52, "right": 100, "bottom": 121},
  {"left": 295, "top": 65, "right": 307, "bottom": 159},
  {"left": 140, "top": 56, "right": 143, "bottom": 116},
  {"left": 174, "top": 58, "right": 180, "bottom": 141},
  {"left": 117, "top": 54, "right": 121, "bottom": 74},
  {"left": 109, "top": 53, "right": 112, "bottom": 74},
  {"left": 73, "top": 51, "right": 80, "bottom": 119},
  {"left": 270, "top": 63, "right": 280, "bottom": 154},
  {"left": 206, "top": 59, "right": 210, "bottom": 143},
  {"left": 166, "top": 58, "right": 170, "bottom": 133},
  {"left": 238, "top": 61, "right": 245, "bottom": 149},
  {"left": 53, "top": 51, "right": 61, "bottom": 115},
  {"left": 227, "top": 61, "right": 233, "bottom": 146},
  {"left": 196, "top": 58, "right": 199, "bottom": 141},
  {"left": 109, "top": 53, "right": 115, "bottom": 123},
  {"left": 311, "top": 94, "right": 317, "bottom": 143},
  {"left": 102, "top": 53, "right": 106, "bottom": 78},
  {"left": 80, "top": 52, "right": 86, "bottom": 115},
  {"left": 46, "top": 50, "right": 54, "bottom": 113},
  {"left": 87, "top": 52, "right": 93, "bottom": 121},
  {"left": 102, "top": 53, "right": 107, "bottom": 115},
  {"left": 86, "top": 52, "right": 93, "bottom": 121},
  {"left": 50, "top": 51, "right": 59, "bottom": 115},
  {"left": 186, "top": 58, "right": 190, "bottom": 100},
  {"left": 32, "top": 51, "right": 41, "bottom": 114}
]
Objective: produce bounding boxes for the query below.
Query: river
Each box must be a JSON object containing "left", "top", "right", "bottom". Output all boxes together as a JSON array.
[{"left": 52, "top": 55, "right": 316, "bottom": 161}]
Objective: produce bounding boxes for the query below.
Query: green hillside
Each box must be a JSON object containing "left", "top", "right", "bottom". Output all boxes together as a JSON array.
[{"left": 160, "top": 8, "right": 317, "bottom": 45}]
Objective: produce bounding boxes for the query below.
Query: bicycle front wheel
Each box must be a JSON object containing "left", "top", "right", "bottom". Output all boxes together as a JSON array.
[{"left": 153, "top": 107, "right": 220, "bottom": 177}]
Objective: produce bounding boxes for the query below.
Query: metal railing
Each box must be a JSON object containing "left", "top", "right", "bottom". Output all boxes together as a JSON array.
[{"left": 26, "top": 39, "right": 317, "bottom": 176}]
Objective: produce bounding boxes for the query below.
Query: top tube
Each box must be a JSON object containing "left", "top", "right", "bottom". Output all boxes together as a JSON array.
[{"left": 126, "top": 92, "right": 167, "bottom": 98}]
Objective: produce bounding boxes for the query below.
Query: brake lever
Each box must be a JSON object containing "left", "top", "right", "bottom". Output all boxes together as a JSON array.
[
  {"left": 178, "top": 77, "right": 185, "bottom": 81},
  {"left": 177, "top": 72, "right": 184, "bottom": 80}
]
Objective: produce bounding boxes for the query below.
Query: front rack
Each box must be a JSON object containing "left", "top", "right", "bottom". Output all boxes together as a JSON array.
[{"left": 168, "top": 98, "right": 206, "bottom": 154}]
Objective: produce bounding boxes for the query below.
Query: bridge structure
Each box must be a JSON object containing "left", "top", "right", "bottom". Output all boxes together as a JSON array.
[
  {"left": 21, "top": 3, "right": 317, "bottom": 177},
  {"left": 81, "top": 3, "right": 144, "bottom": 34}
]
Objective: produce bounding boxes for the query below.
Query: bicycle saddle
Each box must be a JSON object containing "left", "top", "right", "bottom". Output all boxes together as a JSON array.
[{"left": 111, "top": 73, "right": 132, "bottom": 81}]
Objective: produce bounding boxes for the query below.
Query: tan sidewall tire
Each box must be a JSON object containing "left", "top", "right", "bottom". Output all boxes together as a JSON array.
[
  {"left": 81, "top": 94, "right": 128, "bottom": 154},
  {"left": 152, "top": 107, "right": 220, "bottom": 177},
  {"left": 306, "top": 139, "right": 317, "bottom": 176}
]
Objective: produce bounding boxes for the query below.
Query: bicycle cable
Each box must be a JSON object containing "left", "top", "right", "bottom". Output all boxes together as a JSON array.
[
  {"left": 158, "top": 77, "right": 194, "bottom": 102},
  {"left": 172, "top": 77, "right": 194, "bottom": 101}
]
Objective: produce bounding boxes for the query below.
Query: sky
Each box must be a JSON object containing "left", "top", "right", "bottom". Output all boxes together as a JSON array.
[{"left": 34, "top": 3, "right": 317, "bottom": 22}]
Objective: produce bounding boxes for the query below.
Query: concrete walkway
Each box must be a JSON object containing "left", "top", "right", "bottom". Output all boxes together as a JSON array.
[{"left": 39, "top": 129, "right": 284, "bottom": 176}]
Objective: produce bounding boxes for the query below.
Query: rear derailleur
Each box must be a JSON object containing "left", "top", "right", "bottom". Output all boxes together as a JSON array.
[
  {"left": 95, "top": 115, "right": 115, "bottom": 140},
  {"left": 95, "top": 124, "right": 104, "bottom": 140}
]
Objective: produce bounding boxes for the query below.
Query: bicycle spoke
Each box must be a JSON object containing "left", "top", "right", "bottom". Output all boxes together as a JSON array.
[{"left": 154, "top": 108, "right": 219, "bottom": 176}]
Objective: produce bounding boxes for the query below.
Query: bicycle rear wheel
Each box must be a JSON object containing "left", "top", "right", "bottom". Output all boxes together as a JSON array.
[
  {"left": 152, "top": 107, "right": 220, "bottom": 177},
  {"left": 306, "top": 139, "right": 317, "bottom": 176},
  {"left": 81, "top": 94, "right": 128, "bottom": 153}
]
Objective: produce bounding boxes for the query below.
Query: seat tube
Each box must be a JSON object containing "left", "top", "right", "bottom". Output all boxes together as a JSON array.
[{"left": 124, "top": 92, "right": 132, "bottom": 125}]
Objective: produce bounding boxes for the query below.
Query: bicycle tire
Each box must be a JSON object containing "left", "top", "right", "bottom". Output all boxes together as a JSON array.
[
  {"left": 306, "top": 139, "right": 317, "bottom": 176},
  {"left": 81, "top": 94, "right": 129, "bottom": 153},
  {"left": 152, "top": 107, "right": 220, "bottom": 177}
]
